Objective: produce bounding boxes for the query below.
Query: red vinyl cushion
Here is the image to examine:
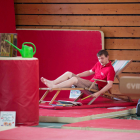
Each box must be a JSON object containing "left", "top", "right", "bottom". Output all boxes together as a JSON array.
[{"left": 0, "top": 58, "right": 39, "bottom": 126}]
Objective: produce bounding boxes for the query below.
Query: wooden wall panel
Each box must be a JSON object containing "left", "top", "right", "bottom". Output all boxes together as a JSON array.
[
  {"left": 15, "top": 4, "right": 140, "bottom": 14},
  {"left": 14, "top": 0, "right": 140, "bottom": 97},
  {"left": 106, "top": 39, "right": 140, "bottom": 49},
  {"left": 15, "top": 26, "right": 140, "bottom": 37},
  {"left": 15, "top": 15, "right": 140, "bottom": 26},
  {"left": 14, "top": 0, "right": 140, "bottom": 3},
  {"left": 123, "top": 62, "right": 140, "bottom": 73},
  {"left": 108, "top": 50, "right": 140, "bottom": 61}
]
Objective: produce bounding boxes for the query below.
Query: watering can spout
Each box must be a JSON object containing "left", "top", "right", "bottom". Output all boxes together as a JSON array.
[{"left": 5, "top": 40, "right": 22, "bottom": 53}]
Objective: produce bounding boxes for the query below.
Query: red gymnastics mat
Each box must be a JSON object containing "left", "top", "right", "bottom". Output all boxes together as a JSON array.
[
  {"left": 62, "top": 118, "right": 140, "bottom": 133},
  {"left": 39, "top": 96, "right": 137, "bottom": 110},
  {"left": 39, "top": 97, "right": 137, "bottom": 110},
  {"left": 16, "top": 29, "right": 104, "bottom": 99},
  {"left": 39, "top": 106, "right": 136, "bottom": 123},
  {"left": 1, "top": 126, "right": 140, "bottom": 140}
]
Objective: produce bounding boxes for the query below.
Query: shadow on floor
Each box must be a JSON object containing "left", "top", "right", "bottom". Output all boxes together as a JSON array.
[{"left": 32, "top": 122, "right": 69, "bottom": 129}]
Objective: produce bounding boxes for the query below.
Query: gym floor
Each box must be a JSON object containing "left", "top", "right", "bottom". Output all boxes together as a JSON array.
[{"left": 32, "top": 122, "right": 68, "bottom": 128}]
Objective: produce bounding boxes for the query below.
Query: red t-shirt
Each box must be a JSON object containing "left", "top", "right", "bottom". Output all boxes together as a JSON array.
[{"left": 90, "top": 61, "right": 115, "bottom": 90}]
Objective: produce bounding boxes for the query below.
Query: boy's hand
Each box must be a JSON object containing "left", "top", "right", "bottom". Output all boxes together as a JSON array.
[{"left": 91, "top": 92, "right": 101, "bottom": 98}]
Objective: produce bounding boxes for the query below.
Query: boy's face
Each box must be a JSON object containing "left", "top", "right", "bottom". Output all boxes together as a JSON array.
[{"left": 98, "top": 54, "right": 109, "bottom": 66}]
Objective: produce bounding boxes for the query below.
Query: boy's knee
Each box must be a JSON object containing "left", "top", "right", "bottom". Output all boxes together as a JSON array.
[
  {"left": 71, "top": 77, "right": 78, "bottom": 84},
  {"left": 65, "top": 71, "right": 73, "bottom": 78}
]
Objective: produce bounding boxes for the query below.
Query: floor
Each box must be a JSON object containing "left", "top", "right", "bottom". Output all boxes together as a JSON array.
[
  {"left": 114, "top": 113, "right": 140, "bottom": 120},
  {"left": 32, "top": 122, "right": 68, "bottom": 129},
  {"left": 1, "top": 110, "right": 140, "bottom": 140}
]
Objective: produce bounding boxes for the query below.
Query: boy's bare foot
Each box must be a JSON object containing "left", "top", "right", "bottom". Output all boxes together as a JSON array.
[
  {"left": 40, "top": 77, "right": 54, "bottom": 88},
  {"left": 40, "top": 77, "right": 47, "bottom": 83}
]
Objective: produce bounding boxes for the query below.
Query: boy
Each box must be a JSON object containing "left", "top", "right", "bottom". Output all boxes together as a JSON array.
[{"left": 41, "top": 50, "right": 115, "bottom": 98}]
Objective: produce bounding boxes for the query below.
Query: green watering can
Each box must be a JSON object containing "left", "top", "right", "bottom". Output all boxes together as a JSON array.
[{"left": 5, "top": 40, "right": 36, "bottom": 58}]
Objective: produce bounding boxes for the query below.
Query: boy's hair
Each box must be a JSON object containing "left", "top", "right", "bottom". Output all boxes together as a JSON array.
[{"left": 97, "top": 50, "right": 109, "bottom": 57}]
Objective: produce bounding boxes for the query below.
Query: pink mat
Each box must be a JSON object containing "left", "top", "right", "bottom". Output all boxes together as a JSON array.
[
  {"left": 0, "top": 126, "right": 140, "bottom": 140},
  {"left": 39, "top": 96, "right": 137, "bottom": 110},
  {"left": 39, "top": 106, "right": 135, "bottom": 118},
  {"left": 63, "top": 118, "right": 140, "bottom": 131}
]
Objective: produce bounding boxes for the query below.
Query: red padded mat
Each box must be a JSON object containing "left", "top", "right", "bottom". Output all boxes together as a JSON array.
[
  {"left": 63, "top": 118, "right": 140, "bottom": 131},
  {"left": 16, "top": 30, "right": 104, "bottom": 99},
  {"left": 39, "top": 96, "right": 137, "bottom": 110},
  {"left": 0, "top": 127, "right": 140, "bottom": 140},
  {"left": 39, "top": 106, "right": 135, "bottom": 118}
]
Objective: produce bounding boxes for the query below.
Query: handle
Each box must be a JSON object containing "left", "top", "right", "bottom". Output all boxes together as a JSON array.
[{"left": 22, "top": 42, "right": 36, "bottom": 55}]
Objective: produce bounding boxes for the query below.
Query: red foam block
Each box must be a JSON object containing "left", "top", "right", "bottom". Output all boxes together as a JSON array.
[{"left": 0, "top": 59, "right": 39, "bottom": 126}]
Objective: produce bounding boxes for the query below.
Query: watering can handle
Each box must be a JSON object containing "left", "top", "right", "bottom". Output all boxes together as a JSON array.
[{"left": 22, "top": 42, "right": 36, "bottom": 55}]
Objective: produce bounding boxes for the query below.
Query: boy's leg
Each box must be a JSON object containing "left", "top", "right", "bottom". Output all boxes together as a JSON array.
[
  {"left": 53, "top": 77, "right": 78, "bottom": 88},
  {"left": 41, "top": 71, "right": 74, "bottom": 87},
  {"left": 53, "top": 71, "right": 73, "bottom": 85}
]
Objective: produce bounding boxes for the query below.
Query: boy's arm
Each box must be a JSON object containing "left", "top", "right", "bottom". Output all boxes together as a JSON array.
[
  {"left": 77, "top": 70, "right": 95, "bottom": 77},
  {"left": 91, "top": 80, "right": 113, "bottom": 98}
]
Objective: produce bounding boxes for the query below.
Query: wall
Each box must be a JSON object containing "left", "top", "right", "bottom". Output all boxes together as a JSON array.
[
  {"left": 0, "top": 0, "right": 16, "bottom": 33},
  {"left": 14, "top": 0, "right": 140, "bottom": 98}
]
